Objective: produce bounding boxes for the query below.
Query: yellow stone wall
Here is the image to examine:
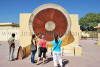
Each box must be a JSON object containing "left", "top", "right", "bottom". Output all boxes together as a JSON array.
[
  {"left": 98, "top": 23, "right": 100, "bottom": 46},
  {"left": 70, "top": 14, "right": 81, "bottom": 45},
  {"left": 62, "top": 14, "right": 82, "bottom": 56},
  {"left": 19, "top": 13, "right": 32, "bottom": 47}
]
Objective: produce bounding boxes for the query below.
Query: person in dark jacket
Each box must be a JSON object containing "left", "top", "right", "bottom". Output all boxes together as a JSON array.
[{"left": 30, "top": 34, "right": 37, "bottom": 63}]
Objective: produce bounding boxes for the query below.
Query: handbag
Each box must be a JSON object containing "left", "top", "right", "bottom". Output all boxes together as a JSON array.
[{"left": 30, "top": 41, "right": 36, "bottom": 51}]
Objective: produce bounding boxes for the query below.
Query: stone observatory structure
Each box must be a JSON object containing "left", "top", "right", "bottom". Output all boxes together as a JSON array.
[{"left": 19, "top": 4, "right": 82, "bottom": 56}]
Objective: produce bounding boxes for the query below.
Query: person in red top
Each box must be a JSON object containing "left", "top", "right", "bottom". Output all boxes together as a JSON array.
[{"left": 37, "top": 35, "right": 47, "bottom": 64}]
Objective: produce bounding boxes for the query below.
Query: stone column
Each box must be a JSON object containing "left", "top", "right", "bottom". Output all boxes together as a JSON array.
[{"left": 98, "top": 23, "right": 100, "bottom": 46}]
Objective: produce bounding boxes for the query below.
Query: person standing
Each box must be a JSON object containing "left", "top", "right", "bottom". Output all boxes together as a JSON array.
[
  {"left": 30, "top": 34, "right": 37, "bottom": 63},
  {"left": 8, "top": 33, "right": 15, "bottom": 61},
  {"left": 52, "top": 34, "right": 63, "bottom": 67},
  {"left": 37, "top": 35, "right": 47, "bottom": 64}
]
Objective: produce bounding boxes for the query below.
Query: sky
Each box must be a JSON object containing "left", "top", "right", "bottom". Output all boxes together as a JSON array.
[{"left": 0, "top": 0, "right": 100, "bottom": 24}]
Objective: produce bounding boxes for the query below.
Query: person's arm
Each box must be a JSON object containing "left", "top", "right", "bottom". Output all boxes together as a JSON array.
[
  {"left": 36, "top": 38, "right": 40, "bottom": 46},
  {"left": 45, "top": 40, "right": 48, "bottom": 51},
  {"left": 8, "top": 39, "right": 11, "bottom": 48},
  {"left": 8, "top": 42, "right": 11, "bottom": 47},
  {"left": 60, "top": 40, "right": 62, "bottom": 47},
  {"left": 39, "top": 40, "right": 41, "bottom": 46}
]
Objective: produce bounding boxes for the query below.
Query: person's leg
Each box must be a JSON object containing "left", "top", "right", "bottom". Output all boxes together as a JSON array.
[
  {"left": 10, "top": 47, "right": 14, "bottom": 61},
  {"left": 43, "top": 48, "right": 47, "bottom": 63},
  {"left": 38, "top": 47, "right": 41, "bottom": 61},
  {"left": 33, "top": 51, "right": 36, "bottom": 62},
  {"left": 38, "top": 47, "right": 40, "bottom": 56},
  {"left": 8, "top": 47, "right": 11, "bottom": 61},
  {"left": 57, "top": 52, "right": 63, "bottom": 67},
  {"left": 37, "top": 48, "right": 42, "bottom": 64},
  {"left": 31, "top": 51, "right": 36, "bottom": 63},
  {"left": 53, "top": 51, "right": 57, "bottom": 67},
  {"left": 31, "top": 51, "right": 33, "bottom": 63},
  {"left": 12, "top": 48, "right": 15, "bottom": 60}
]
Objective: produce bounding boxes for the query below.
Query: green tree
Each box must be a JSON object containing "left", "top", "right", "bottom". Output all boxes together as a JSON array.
[{"left": 79, "top": 13, "right": 100, "bottom": 31}]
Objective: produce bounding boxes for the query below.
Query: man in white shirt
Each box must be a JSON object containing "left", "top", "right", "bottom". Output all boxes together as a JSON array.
[{"left": 8, "top": 33, "right": 15, "bottom": 61}]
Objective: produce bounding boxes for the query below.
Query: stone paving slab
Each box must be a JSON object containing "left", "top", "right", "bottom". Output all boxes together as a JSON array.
[{"left": 0, "top": 38, "right": 100, "bottom": 67}]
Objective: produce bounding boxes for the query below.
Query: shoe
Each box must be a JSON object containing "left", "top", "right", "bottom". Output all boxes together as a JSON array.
[
  {"left": 33, "top": 61, "right": 37, "bottom": 63},
  {"left": 43, "top": 60, "right": 47, "bottom": 64},
  {"left": 37, "top": 61, "right": 42, "bottom": 65},
  {"left": 36, "top": 61, "right": 40, "bottom": 65},
  {"left": 32, "top": 61, "right": 37, "bottom": 63},
  {"left": 8, "top": 59, "right": 14, "bottom": 61},
  {"left": 60, "top": 65, "right": 63, "bottom": 67}
]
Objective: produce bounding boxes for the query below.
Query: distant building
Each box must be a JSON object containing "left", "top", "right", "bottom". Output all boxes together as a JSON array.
[{"left": 0, "top": 22, "right": 19, "bottom": 41}]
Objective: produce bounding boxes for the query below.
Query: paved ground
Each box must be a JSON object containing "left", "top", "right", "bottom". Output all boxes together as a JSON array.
[{"left": 0, "top": 38, "right": 100, "bottom": 67}]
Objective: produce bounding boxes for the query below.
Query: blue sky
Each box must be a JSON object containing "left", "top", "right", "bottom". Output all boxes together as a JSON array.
[{"left": 0, "top": 0, "right": 100, "bottom": 24}]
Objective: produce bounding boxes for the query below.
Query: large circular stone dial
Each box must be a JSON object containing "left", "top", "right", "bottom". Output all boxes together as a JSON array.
[{"left": 29, "top": 4, "right": 71, "bottom": 42}]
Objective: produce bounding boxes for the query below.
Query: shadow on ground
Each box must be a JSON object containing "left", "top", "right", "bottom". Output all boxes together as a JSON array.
[{"left": 46, "top": 57, "right": 69, "bottom": 67}]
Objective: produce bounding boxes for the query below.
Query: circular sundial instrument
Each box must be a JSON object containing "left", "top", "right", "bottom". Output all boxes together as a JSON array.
[{"left": 29, "top": 4, "right": 74, "bottom": 47}]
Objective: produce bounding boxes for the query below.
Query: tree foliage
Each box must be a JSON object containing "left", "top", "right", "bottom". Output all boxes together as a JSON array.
[{"left": 79, "top": 13, "right": 100, "bottom": 31}]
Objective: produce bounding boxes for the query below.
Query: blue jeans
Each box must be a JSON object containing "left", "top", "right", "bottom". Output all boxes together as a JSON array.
[{"left": 31, "top": 51, "right": 36, "bottom": 63}]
